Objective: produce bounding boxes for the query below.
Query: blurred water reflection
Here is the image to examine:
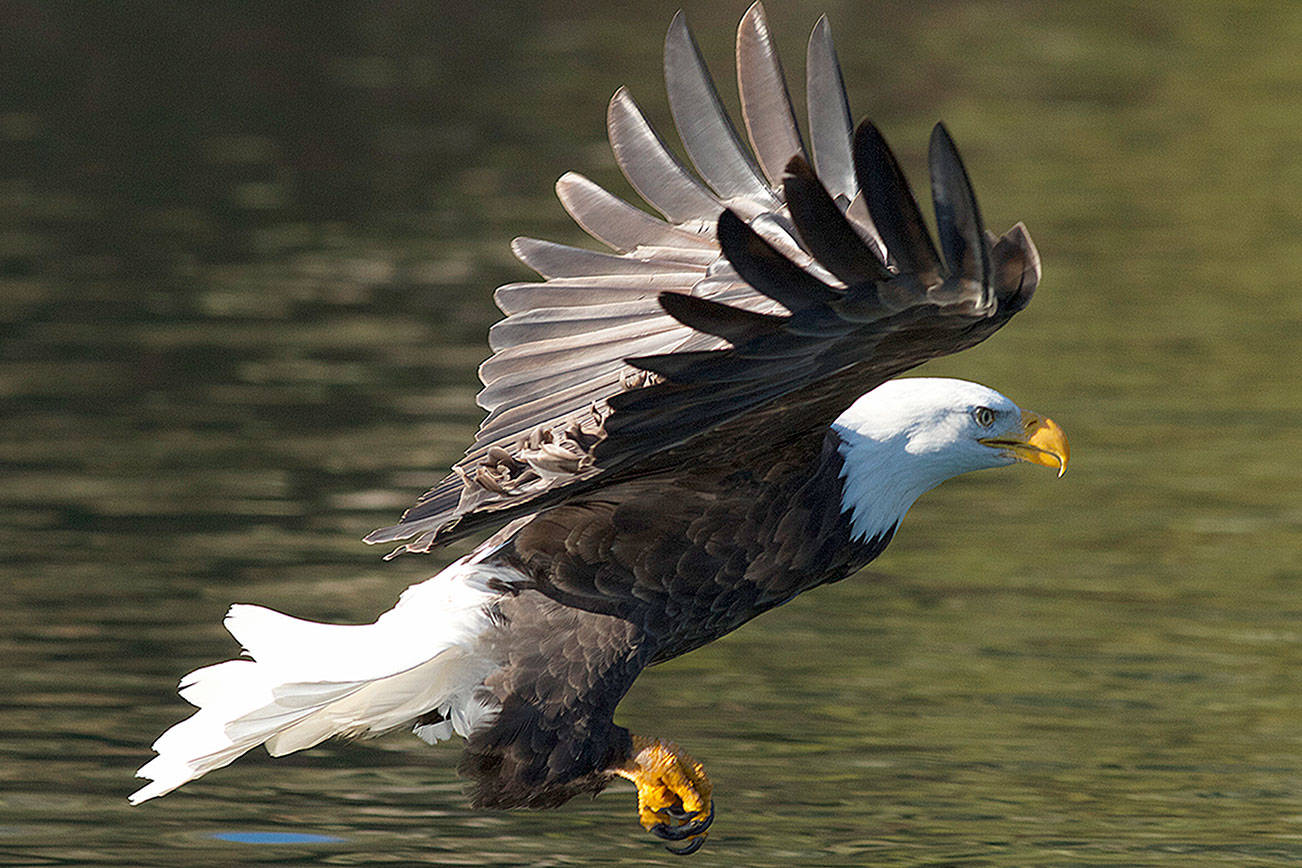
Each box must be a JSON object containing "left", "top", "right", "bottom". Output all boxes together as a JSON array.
[{"left": 1, "top": 1, "right": 1299, "bottom": 865}]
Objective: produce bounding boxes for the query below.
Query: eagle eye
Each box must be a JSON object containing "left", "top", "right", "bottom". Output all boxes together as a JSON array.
[{"left": 972, "top": 406, "right": 996, "bottom": 428}]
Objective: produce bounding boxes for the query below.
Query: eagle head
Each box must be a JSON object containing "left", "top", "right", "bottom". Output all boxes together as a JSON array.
[{"left": 830, "top": 377, "right": 1069, "bottom": 543}]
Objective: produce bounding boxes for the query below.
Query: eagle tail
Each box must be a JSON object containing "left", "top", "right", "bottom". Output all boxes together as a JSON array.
[{"left": 129, "top": 558, "right": 510, "bottom": 804}]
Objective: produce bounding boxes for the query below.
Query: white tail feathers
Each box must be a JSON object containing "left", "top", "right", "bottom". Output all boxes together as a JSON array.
[{"left": 130, "top": 557, "right": 515, "bottom": 805}]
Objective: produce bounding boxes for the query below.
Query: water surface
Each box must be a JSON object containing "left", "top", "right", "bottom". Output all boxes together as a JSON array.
[{"left": 2, "top": 1, "right": 1300, "bottom": 865}]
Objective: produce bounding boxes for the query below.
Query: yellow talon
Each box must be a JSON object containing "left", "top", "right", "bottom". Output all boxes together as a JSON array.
[{"left": 614, "top": 736, "right": 715, "bottom": 852}]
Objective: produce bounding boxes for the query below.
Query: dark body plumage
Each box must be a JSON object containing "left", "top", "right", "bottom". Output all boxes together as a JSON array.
[{"left": 459, "top": 432, "right": 892, "bottom": 807}]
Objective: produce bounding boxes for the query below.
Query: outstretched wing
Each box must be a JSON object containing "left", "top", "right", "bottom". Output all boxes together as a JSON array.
[{"left": 367, "top": 3, "right": 1040, "bottom": 556}]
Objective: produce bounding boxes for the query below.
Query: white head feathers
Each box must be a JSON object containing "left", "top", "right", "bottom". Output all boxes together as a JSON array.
[{"left": 831, "top": 378, "right": 1024, "bottom": 542}]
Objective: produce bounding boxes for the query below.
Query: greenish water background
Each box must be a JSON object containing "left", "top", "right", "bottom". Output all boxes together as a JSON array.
[{"left": 1, "top": 1, "right": 1299, "bottom": 865}]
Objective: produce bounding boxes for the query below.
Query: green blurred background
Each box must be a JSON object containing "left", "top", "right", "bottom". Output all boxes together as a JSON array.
[{"left": 1, "top": 1, "right": 1299, "bottom": 864}]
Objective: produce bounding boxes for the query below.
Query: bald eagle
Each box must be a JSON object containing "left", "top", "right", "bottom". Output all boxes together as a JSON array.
[{"left": 132, "top": 4, "right": 1068, "bottom": 855}]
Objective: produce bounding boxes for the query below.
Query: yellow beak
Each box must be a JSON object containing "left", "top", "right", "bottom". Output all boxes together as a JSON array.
[{"left": 980, "top": 410, "right": 1070, "bottom": 477}]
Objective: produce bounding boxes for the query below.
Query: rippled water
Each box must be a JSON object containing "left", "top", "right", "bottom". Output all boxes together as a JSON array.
[{"left": 2, "top": 2, "right": 1300, "bottom": 865}]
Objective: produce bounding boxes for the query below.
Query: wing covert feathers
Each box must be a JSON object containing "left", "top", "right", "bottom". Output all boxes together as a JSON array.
[
  {"left": 366, "top": 2, "right": 1040, "bottom": 555},
  {"left": 854, "top": 121, "right": 944, "bottom": 281},
  {"left": 783, "top": 155, "right": 891, "bottom": 286},
  {"left": 928, "top": 123, "right": 991, "bottom": 303}
]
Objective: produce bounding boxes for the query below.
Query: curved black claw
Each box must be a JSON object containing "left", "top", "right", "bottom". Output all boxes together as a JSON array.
[
  {"left": 664, "top": 835, "right": 707, "bottom": 856},
  {"left": 650, "top": 800, "right": 715, "bottom": 841}
]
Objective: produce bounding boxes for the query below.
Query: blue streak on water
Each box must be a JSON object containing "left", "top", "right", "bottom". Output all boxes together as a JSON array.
[{"left": 212, "top": 831, "right": 344, "bottom": 844}]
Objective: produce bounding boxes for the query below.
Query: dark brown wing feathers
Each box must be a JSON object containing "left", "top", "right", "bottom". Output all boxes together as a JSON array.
[
  {"left": 854, "top": 121, "right": 944, "bottom": 280},
  {"left": 783, "top": 154, "right": 893, "bottom": 286},
  {"left": 655, "top": 292, "right": 786, "bottom": 345},
  {"left": 928, "top": 122, "right": 991, "bottom": 295}
]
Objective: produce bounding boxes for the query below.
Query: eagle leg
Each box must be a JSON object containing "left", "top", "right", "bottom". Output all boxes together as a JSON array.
[{"left": 613, "top": 735, "right": 715, "bottom": 854}]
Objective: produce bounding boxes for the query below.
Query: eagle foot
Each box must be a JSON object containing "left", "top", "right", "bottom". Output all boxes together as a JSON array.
[{"left": 614, "top": 736, "right": 714, "bottom": 855}]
